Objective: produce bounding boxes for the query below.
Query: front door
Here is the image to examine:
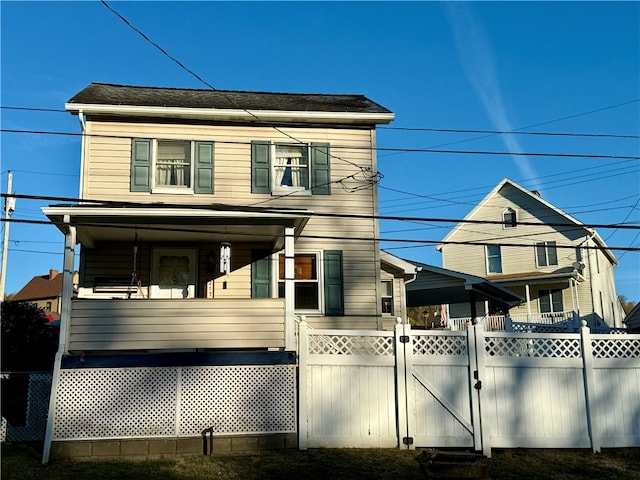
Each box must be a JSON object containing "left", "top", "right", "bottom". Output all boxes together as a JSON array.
[{"left": 151, "top": 247, "right": 197, "bottom": 299}]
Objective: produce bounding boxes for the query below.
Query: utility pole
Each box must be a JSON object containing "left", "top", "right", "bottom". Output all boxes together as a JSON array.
[{"left": 1, "top": 171, "right": 14, "bottom": 300}]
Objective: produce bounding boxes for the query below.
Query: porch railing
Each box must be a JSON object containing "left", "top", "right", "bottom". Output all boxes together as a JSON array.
[
  {"left": 67, "top": 298, "right": 285, "bottom": 352},
  {"left": 447, "top": 311, "right": 578, "bottom": 332}
]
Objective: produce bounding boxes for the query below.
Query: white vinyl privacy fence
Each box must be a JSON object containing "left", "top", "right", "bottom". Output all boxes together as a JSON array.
[{"left": 298, "top": 321, "right": 640, "bottom": 456}]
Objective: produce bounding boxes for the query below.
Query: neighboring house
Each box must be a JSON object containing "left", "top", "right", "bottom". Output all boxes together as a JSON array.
[
  {"left": 10, "top": 269, "right": 78, "bottom": 320},
  {"left": 624, "top": 302, "right": 640, "bottom": 333},
  {"left": 438, "top": 178, "right": 625, "bottom": 330},
  {"left": 40, "top": 83, "right": 398, "bottom": 459}
]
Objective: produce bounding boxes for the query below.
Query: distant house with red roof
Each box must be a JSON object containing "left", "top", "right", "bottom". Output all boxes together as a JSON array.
[{"left": 11, "top": 269, "right": 78, "bottom": 320}]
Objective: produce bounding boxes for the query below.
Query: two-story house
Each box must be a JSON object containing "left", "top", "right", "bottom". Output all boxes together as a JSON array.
[
  {"left": 11, "top": 269, "right": 78, "bottom": 321},
  {"left": 41, "top": 83, "right": 398, "bottom": 460},
  {"left": 438, "top": 178, "right": 625, "bottom": 331}
]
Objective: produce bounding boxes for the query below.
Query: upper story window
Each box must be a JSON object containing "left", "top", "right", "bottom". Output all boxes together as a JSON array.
[
  {"left": 503, "top": 208, "right": 517, "bottom": 228},
  {"left": 130, "top": 138, "right": 214, "bottom": 194},
  {"left": 486, "top": 245, "right": 502, "bottom": 274},
  {"left": 536, "top": 241, "right": 558, "bottom": 267},
  {"left": 251, "top": 141, "right": 331, "bottom": 195},
  {"left": 156, "top": 140, "right": 191, "bottom": 188},
  {"left": 274, "top": 144, "right": 310, "bottom": 193}
]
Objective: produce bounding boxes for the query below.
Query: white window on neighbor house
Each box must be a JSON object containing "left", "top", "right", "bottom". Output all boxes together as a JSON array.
[
  {"left": 503, "top": 208, "right": 517, "bottom": 228},
  {"left": 539, "top": 288, "right": 563, "bottom": 313},
  {"left": 381, "top": 279, "right": 394, "bottom": 315},
  {"left": 486, "top": 245, "right": 503, "bottom": 274},
  {"left": 278, "top": 252, "right": 321, "bottom": 312},
  {"left": 536, "top": 241, "right": 558, "bottom": 267},
  {"left": 273, "top": 144, "right": 310, "bottom": 193}
]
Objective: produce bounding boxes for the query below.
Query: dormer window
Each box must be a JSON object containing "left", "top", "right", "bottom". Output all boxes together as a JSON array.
[{"left": 503, "top": 208, "right": 517, "bottom": 228}]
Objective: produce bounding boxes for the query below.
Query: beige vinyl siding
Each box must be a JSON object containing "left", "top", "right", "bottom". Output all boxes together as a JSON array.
[
  {"left": 79, "top": 120, "right": 380, "bottom": 331},
  {"left": 443, "top": 184, "right": 585, "bottom": 277},
  {"left": 68, "top": 298, "right": 285, "bottom": 351}
]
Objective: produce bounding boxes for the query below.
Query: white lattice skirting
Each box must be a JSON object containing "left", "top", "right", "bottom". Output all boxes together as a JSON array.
[
  {"left": 1, "top": 373, "right": 52, "bottom": 442},
  {"left": 52, "top": 365, "right": 296, "bottom": 441}
]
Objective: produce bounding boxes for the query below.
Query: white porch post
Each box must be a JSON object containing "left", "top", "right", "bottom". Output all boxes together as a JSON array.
[
  {"left": 42, "top": 220, "right": 76, "bottom": 464},
  {"left": 284, "top": 227, "right": 295, "bottom": 351},
  {"left": 525, "top": 284, "right": 532, "bottom": 321}
]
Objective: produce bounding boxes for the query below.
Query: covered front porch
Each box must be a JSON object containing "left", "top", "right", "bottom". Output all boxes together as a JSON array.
[{"left": 43, "top": 203, "right": 311, "bottom": 353}]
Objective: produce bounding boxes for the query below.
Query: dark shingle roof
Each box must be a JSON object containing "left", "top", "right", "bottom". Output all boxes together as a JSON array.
[
  {"left": 12, "top": 271, "right": 63, "bottom": 302},
  {"left": 67, "top": 83, "right": 392, "bottom": 114}
]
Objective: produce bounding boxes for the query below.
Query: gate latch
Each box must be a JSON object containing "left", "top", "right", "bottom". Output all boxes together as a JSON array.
[
  {"left": 400, "top": 335, "right": 410, "bottom": 343},
  {"left": 474, "top": 380, "right": 482, "bottom": 390}
]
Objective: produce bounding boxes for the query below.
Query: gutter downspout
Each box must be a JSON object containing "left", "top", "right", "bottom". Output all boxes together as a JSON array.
[
  {"left": 42, "top": 219, "right": 76, "bottom": 464},
  {"left": 402, "top": 267, "right": 422, "bottom": 324},
  {"left": 78, "top": 110, "right": 86, "bottom": 199},
  {"left": 583, "top": 233, "right": 596, "bottom": 328}
]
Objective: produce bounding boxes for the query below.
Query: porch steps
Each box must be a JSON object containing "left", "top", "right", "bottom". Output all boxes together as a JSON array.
[{"left": 416, "top": 449, "right": 489, "bottom": 480}]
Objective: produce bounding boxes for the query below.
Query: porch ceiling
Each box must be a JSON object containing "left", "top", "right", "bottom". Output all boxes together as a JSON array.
[{"left": 42, "top": 204, "right": 311, "bottom": 248}]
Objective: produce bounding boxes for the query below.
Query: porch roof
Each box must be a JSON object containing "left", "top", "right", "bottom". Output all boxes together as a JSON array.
[
  {"left": 487, "top": 267, "right": 581, "bottom": 286},
  {"left": 42, "top": 203, "right": 311, "bottom": 249},
  {"left": 404, "top": 261, "right": 523, "bottom": 308}
]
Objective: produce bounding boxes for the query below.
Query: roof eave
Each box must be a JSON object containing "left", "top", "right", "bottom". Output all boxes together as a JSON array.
[{"left": 65, "top": 103, "right": 396, "bottom": 125}]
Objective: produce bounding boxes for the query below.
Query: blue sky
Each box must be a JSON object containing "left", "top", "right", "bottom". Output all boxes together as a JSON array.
[{"left": 1, "top": 1, "right": 639, "bottom": 301}]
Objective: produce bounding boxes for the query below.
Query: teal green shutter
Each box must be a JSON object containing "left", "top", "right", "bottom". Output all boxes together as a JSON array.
[
  {"left": 130, "top": 139, "right": 151, "bottom": 192},
  {"left": 194, "top": 141, "right": 214, "bottom": 194},
  {"left": 323, "top": 250, "right": 344, "bottom": 315},
  {"left": 251, "top": 250, "right": 271, "bottom": 298},
  {"left": 251, "top": 141, "right": 271, "bottom": 193},
  {"left": 311, "top": 143, "right": 330, "bottom": 195}
]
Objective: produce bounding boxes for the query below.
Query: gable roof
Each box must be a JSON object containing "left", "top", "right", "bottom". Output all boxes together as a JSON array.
[
  {"left": 12, "top": 270, "right": 64, "bottom": 302},
  {"left": 437, "top": 177, "right": 618, "bottom": 265},
  {"left": 65, "top": 83, "right": 395, "bottom": 125}
]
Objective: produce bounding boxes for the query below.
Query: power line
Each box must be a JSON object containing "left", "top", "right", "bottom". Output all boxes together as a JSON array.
[
  {"left": 2, "top": 192, "right": 639, "bottom": 230},
  {"left": 4, "top": 104, "right": 639, "bottom": 139},
  {"left": 98, "top": 0, "right": 369, "bottom": 176},
  {"left": 380, "top": 126, "right": 640, "bottom": 139},
  {"left": 378, "top": 98, "right": 640, "bottom": 156},
  {"left": 3, "top": 216, "right": 639, "bottom": 252},
  {"left": 3, "top": 128, "right": 639, "bottom": 161}
]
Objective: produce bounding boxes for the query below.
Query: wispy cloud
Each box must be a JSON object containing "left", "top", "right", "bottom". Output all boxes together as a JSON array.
[{"left": 444, "top": 3, "right": 540, "bottom": 188}]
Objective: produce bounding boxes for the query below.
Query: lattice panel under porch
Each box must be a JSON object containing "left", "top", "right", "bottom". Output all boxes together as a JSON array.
[
  {"left": 1, "top": 373, "right": 52, "bottom": 442},
  {"left": 179, "top": 366, "right": 296, "bottom": 436},
  {"left": 308, "top": 334, "right": 394, "bottom": 355},
  {"left": 412, "top": 334, "right": 468, "bottom": 356},
  {"left": 592, "top": 337, "right": 640, "bottom": 358},
  {"left": 53, "top": 365, "right": 296, "bottom": 440},
  {"left": 484, "top": 335, "right": 581, "bottom": 358},
  {"left": 54, "top": 368, "right": 178, "bottom": 440}
]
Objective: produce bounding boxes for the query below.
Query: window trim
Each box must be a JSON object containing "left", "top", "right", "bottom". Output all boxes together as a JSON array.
[
  {"left": 271, "top": 143, "right": 312, "bottom": 195},
  {"left": 502, "top": 207, "right": 517, "bottom": 228},
  {"left": 381, "top": 279, "right": 394, "bottom": 316},
  {"left": 276, "top": 251, "right": 325, "bottom": 315},
  {"left": 486, "top": 244, "right": 503, "bottom": 274},
  {"left": 535, "top": 241, "right": 558, "bottom": 267},
  {"left": 538, "top": 288, "right": 563, "bottom": 314},
  {"left": 151, "top": 139, "right": 196, "bottom": 194}
]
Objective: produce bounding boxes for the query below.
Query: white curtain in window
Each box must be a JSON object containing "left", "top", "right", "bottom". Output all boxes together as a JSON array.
[
  {"left": 274, "top": 155, "right": 289, "bottom": 187},
  {"left": 157, "top": 141, "right": 189, "bottom": 186}
]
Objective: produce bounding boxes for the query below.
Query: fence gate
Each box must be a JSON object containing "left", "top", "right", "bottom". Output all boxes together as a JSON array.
[{"left": 397, "top": 323, "right": 483, "bottom": 451}]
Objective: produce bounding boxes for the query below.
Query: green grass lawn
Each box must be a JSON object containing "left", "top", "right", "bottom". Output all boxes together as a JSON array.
[{"left": 2, "top": 442, "right": 640, "bottom": 480}]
